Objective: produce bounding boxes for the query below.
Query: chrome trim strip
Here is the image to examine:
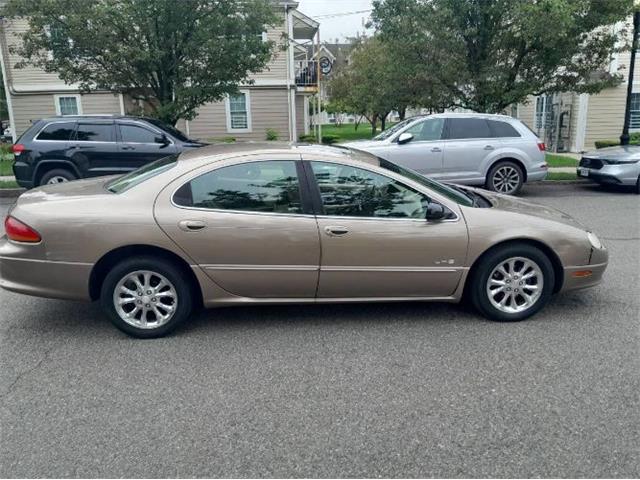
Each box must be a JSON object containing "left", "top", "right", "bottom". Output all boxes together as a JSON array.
[
  {"left": 0, "top": 256, "right": 92, "bottom": 266},
  {"left": 322, "top": 266, "right": 461, "bottom": 272},
  {"left": 203, "top": 264, "right": 318, "bottom": 271}
]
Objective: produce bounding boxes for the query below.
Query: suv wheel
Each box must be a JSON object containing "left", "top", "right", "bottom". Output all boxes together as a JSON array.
[
  {"left": 486, "top": 161, "right": 524, "bottom": 195},
  {"left": 39, "top": 168, "right": 77, "bottom": 186},
  {"left": 470, "top": 243, "right": 554, "bottom": 322},
  {"left": 100, "top": 256, "right": 194, "bottom": 338}
]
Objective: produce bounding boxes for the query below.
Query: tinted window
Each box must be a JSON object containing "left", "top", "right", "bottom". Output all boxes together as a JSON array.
[
  {"left": 119, "top": 124, "right": 159, "bottom": 143},
  {"left": 446, "top": 118, "right": 491, "bottom": 139},
  {"left": 75, "top": 123, "right": 114, "bottom": 142},
  {"left": 174, "top": 161, "right": 302, "bottom": 214},
  {"left": 404, "top": 118, "right": 444, "bottom": 141},
  {"left": 36, "top": 122, "right": 75, "bottom": 141},
  {"left": 488, "top": 120, "right": 521, "bottom": 138},
  {"left": 311, "top": 161, "right": 430, "bottom": 219},
  {"left": 146, "top": 118, "right": 190, "bottom": 142}
]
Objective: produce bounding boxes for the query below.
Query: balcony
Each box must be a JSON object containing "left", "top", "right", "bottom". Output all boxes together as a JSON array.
[{"left": 295, "top": 60, "right": 318, "bottom": 90}]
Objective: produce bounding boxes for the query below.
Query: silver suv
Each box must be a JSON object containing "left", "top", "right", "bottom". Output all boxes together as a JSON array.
[{"left": 340, "top": 113, "right": 548, "bottom": 195}]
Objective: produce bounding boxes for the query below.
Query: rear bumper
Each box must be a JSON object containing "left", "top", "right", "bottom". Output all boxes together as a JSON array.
[
  {"left": 12, "top": 160, "right": 34, "bottom": 189},
  {"left": 0, "top": 236, "right": 92, "bottom": 301},
  {"left": 527, "top": 168, "right": 548, "bottom": 183}
]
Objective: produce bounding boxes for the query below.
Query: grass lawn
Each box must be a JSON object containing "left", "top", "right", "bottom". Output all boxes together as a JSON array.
[
  {"left": 546, "top": 171, "right": 578, "bottom": 181},
  {"left": 320, "top": 123, "right": 377, "bottom": 142},
  {"left": 0, "top": 160, "right": 14, "bottom": 176},
  {"left": 0, "top": 180, "right": 19, "bottom": 188},
  {"left": 546, "top": 153, "right": 578, "bottom": 167}
]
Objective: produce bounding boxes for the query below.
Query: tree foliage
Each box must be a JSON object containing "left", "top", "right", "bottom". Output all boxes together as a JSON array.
[
  {"left": 3, "top": 0, "right": 278, "bottom": 125},
  {"left": 372, "top": 0, "right": 632, "bottom": 113}
]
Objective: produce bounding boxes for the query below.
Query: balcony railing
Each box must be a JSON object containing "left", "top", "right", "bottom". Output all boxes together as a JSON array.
[{"left": 295, "top": 60, "right": 318, "bottom": 88}]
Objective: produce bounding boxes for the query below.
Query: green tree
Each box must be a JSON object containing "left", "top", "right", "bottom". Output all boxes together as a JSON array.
[
  {"left": 3, "top": 0, "right": 277, "bottom": 125},
  {"left": 372, "top": 0, "right": 632, "bottom": 113}
]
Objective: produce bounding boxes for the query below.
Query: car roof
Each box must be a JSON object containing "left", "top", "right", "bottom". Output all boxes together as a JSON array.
[
  {"left": 177, "top": 141, "right": 382, "bottom": 167},
  {"left": 36, "top": 115, "right": 159, "bottom": 123}
]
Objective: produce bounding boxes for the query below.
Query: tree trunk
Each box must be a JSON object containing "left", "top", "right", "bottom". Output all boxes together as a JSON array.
[
  {"left": 399, "top": 107, "right": 406, "bottom": 121},
  {"left": 370, "top": 113, "right": 378, "bottom": 136}
]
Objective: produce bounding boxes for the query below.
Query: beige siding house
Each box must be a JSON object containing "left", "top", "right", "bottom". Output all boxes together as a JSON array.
[
  {"left": 0, "top": 1, "right": 319, "bottom": 143},
  {"left": 514, "top": 19, "right": 638, "bottom": 153}
]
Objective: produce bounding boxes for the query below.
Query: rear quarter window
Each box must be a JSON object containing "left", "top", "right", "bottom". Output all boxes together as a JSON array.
[
  {"left": 488, "top": 120, "right": 521, "bottom": 138},
  {"left": 35, "top": 122, "right": 76, "bottom": 141}
]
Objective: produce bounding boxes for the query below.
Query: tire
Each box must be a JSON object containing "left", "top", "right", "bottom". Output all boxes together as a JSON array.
[
  {"left": 636, "top": 176, "right": 639, "bottom": 194},
  {"left": 39, "top": 168, "right": 77, "bottom": 186},
  {"left": 486, "top": 161, "right": 524, "bottom": 195},
  {"left": 100, "top": 256, "right": 194, "bottom": 338},
  {"left": 469, "top": 243, "right": 554, "bottom": 322}
]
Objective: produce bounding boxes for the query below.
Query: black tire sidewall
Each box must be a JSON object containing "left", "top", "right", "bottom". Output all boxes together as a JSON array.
[
  {"left": 39, "top": 168, "right": 77, "bottom": 186},
  {"left": 100, "top": 256, "right": 194, "bottom": 338},
  {"left": 486, "top": 161, "right": 524, "bottom": 195},
  {"left": 471, "top": 244, "right": 554, "bottom": 322}
]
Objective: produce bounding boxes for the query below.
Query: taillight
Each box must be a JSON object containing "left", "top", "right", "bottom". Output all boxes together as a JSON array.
[
  {"left": 537, "top": 142, "right": 546, "bottom": 151},
  {"left": 4, "top": 216, "right": 41, "bottom": 243},
  {"left": 11, "top": 144, "right": 25, "bottom": 156}
]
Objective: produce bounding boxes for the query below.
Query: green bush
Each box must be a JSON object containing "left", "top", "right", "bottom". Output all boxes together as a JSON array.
[
  {"left": 206, "top": 136, "right": 236, "bottom": 143},
  {"left": 0, "top": 143, "right": 13, "bottom": 155},
  {"left": 321, "top": 134, "right": 340, "bottom": 145},
  {"left": 298, "top": 134, "right": 317, "bottom": 143},
  {"left": 595, "top": 140, "right": 620, "bottom": 149},
  {"left": 265, "top": 128, "right": 279, "bottom": 141}
]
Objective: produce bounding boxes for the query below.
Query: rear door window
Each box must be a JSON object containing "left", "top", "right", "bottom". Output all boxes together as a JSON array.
[
  {"left": 36, "top": 122, "right": 76, "bottom": 141},
  {"left": 487, "top": 120, "right": 521, "bottom": 138},
  {"left": 75, "top": 123, "right": 115, "bottom": 142},
  {"left": 119, "top": 124, "right": 160, "bottom": 144},
  {"left": 446, "top": 118, "right": 491, "bottom": 139}
]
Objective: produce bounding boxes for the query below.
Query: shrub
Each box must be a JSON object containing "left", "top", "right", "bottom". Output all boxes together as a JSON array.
[
  {"left": 206, "top": 136, "right": 236, "bottom": 143},
  {"left": 265, "top": 128, "right": 279, "bottom": 141},
  {"left": 321, "top": 134, "right": 340, "bottom": 145},
  {"left": 298, "top": 134, "right": 317, "bottom": 143},
  {"left": 595, "top": 140, "right": 619, "bottom": 149}
]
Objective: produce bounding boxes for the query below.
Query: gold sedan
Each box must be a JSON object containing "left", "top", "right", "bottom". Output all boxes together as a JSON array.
[{"left": 0, "top": 143, "right": 608, "bottom": 338}]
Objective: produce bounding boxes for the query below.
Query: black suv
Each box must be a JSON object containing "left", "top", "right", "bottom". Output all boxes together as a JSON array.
[{"left": 12, "top": 115, "right": 206, "bottom": 188}]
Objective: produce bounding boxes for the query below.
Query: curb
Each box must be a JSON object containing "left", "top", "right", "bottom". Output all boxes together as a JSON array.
[
  {"left": 540, "top": 179, "right": 590, "bottom": 185},
  {"left": 0, "top": 188, "right": 25, "bottom": 198}
]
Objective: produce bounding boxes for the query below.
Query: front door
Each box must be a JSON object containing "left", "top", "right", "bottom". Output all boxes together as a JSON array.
[
  {"left": 308, "top": 161, "right": 468, "bottom": 298},
  {"left": 117, "top": 122, "right": 177, "bottom": 169},
  {"left": 388, "top": 117, "right": 445, "bottom": 176},
  {"left": 154, "top": 158, "right": 320, "bottom": 298}
]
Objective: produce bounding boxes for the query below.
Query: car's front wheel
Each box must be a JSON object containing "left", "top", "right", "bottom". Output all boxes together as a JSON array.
[
  {"left": 470, "top": 243, "right": 554, "bottom": 322},
  {"left": 100, "top": 256, "right": 194, "bottom": 338},
  {"left": 486, "top": 161, "right": 524, "bottom": 195}
]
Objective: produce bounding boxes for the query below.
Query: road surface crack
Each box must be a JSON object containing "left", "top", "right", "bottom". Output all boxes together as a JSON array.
[{"left": 0, "top": 344, "right": 56, "bottom": 401}]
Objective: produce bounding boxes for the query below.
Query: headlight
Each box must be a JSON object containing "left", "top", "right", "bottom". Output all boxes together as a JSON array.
[
  {"left": 606, "top": 159, "right": 639, "bottom": 165},
  {"left": 587, "top": 232, "right": 603, "bottom": 249}
]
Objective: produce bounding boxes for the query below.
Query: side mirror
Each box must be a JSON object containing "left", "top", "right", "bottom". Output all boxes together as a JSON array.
[
  {"left": 397, "top": 132, "right": 414, "bottom": 145},
  {"left": 425, "top": 202, "right": 446, "bottom": 221},
  {"left": 155, "top": 134, "right": 170, "bottom": 146}
]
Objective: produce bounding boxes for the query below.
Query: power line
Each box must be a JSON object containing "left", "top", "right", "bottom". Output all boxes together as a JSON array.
[{"left": 311, "top": 9, "right": 372, "bottom": 19}]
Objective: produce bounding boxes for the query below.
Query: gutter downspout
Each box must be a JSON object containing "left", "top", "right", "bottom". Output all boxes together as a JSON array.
[
  {"left": 0, "top": 18, "right": 17, "bottom": 142},
  {"left": 285, "top": 5, "right": 294, "bottom": 142}
]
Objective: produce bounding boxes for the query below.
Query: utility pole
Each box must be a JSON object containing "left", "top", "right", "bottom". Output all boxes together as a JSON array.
[{"left": 621, "top": 10, "right": 639, "bottom": 145}]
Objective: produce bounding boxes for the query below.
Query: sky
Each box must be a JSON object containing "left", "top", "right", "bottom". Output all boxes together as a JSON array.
[{"left": 297, "top": 0, "right": 374, "bottom": 42}]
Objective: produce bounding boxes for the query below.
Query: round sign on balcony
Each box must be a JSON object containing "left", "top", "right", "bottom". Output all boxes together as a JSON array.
[{"left": 319, "top": 57, "right": 332, "bottom": 75}]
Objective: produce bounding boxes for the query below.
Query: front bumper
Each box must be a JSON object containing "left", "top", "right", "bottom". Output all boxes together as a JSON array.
[
  {"left": 0, "top": 235, "right": 92, "bottom": 301},
  {"left": 577, "top": 162, "right": 640, "bottom": 186},
  {"left": 560, "top": 246, "right": 608, "bottom": 292}
]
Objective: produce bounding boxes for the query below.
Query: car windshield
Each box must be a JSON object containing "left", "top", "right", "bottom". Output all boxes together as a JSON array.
[
  {"left": 373, "top": 117, "right": 422, "bottom": 141},
  {"left": 145, "top": 118, "right": 193, "bottom": 142},
  {"left": 379, "top": 159, "right": 474, "bottom": 207},
  {"left": 106, "top": 155, "right": 178, "bottom": 193}
]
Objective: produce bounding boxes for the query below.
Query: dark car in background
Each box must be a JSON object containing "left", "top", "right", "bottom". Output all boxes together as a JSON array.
[{"left": 11, "top": 115, "right": 206, "bottom": 188}]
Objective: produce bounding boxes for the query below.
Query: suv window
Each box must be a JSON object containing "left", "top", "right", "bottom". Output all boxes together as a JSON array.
[
  {"left": 119, "top": 124, "right": 159, "bottom": 143},
  {"left": 75, "top": 123, "right": 114, "bottom": 142},
  {"left": 404, "top": 117, "right": 445, "bottom": 141},
  {"left": 311, "top": 161, "right": 431, "bottom": 219},
  {"left": 446, "top": 118, "right": 491, "bottom": 139},
  {"left": 36, "top": 122, "right": 75, "bottom": 141},
  {"left": 174, "top": 161, "right": 303, "bottom": 214},
  {"left": 487, "top": 120, "right": 521, "bottom": 138}
]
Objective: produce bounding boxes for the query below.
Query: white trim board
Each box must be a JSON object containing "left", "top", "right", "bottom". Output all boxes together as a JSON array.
[{"left": 225, "top": 89, "right": 252, "bottom": 133}]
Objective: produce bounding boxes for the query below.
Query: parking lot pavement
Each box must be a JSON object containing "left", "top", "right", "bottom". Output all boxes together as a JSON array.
[{"left": 0, "top": 183, "right": 638, "bottom": 478}]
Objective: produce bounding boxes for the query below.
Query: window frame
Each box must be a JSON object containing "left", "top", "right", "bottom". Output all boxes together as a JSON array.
[
  {"left": 73, "top": 121, "right": 116, "bottom": 143},
  {"left": 117, "top": 121, "right": 174, "bottom": 145},
  {"left": 54, "top": 94, "right": 82, "bottom": 116},
  {"left": 630, "top": 92, "right": 640, "bottom": 131},
  {"left": 225, "top": 90, "right": 252, "bottom": 133},
  {"left": 33, "top": 120, "right": 77, "bottom": 142},
  {"left": 171, "top": 159, "right": 314, "bottom": 217}
]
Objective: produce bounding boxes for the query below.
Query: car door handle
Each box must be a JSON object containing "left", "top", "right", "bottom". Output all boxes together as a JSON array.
[
  {"left": 324, "top": 226, "right": 349, "bottom": 237},
  {"left": 178, "top": 220, "right": 206, "bottom": 232},
  {"left": 431, "top": 147, "right": 442, "bottom": 153},
  {"left": 121, "top": 145, "right": 135, "bottom": 151},
  {"left": 484, "top": 145, "right": 495, "bottom": 150}
]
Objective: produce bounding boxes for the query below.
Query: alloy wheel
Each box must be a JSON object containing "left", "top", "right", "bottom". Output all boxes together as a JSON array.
[
  {"left": 492, "top": 166, "right": 521, "bottom": 194},
  {"left": 46, "top": 176, "right": 70, "bottom": 184},
  {"left": 113, "top": 270, "right": 178, "bottom": 329},
  {"left": 486, "top": 256, "right": 543, "bottom": 314}
]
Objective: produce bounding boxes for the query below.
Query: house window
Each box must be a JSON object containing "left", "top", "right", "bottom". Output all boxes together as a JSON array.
[
  {"left": 55, "top": 95, "right": 81, "bottom": 116},
  {"left": 226, "top": 91, "right": 251, "bottom": 132},
  {"left": 534, "top": 95, "right": 551, "bottom": 130},
  {"left": 630, "top": 93, "right": 640, "bottom": 129}
]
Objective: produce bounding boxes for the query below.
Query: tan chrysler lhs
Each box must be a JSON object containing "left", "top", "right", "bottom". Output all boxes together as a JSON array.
[{"left": 0, "top": 143, "right": 607, "bottom": 338}]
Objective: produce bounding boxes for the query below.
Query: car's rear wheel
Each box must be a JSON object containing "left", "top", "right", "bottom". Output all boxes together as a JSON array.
[
  {"left": 100, "top": 256, "right": 194, "bottom": 338},
  {"left": 486, "top": 161, "right": 524, "bottom": 195},
  {"left": 39, "top": 168, "right": 77, "bottom": 186},
  {"left": 470, "top": 243, "right": 554, "bottom": 322}
]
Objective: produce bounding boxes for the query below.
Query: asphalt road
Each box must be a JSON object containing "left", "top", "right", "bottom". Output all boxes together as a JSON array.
[{"left": 1, "top": 183, "right": 638, "bottom": 478}]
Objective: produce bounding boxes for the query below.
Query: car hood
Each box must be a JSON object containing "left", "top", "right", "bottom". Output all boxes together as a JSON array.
[
  {"left": 583, "top": 145, "right": 640, "bottom": 162},
  {"left": 16, "top": 176, "right": 116, "bottom": 207},
  {"left": 470, "top": 188, "right": 587, "bottom": 230},
  {"left": 339, "top": 140, "right": 385, "bottom": 150}
]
